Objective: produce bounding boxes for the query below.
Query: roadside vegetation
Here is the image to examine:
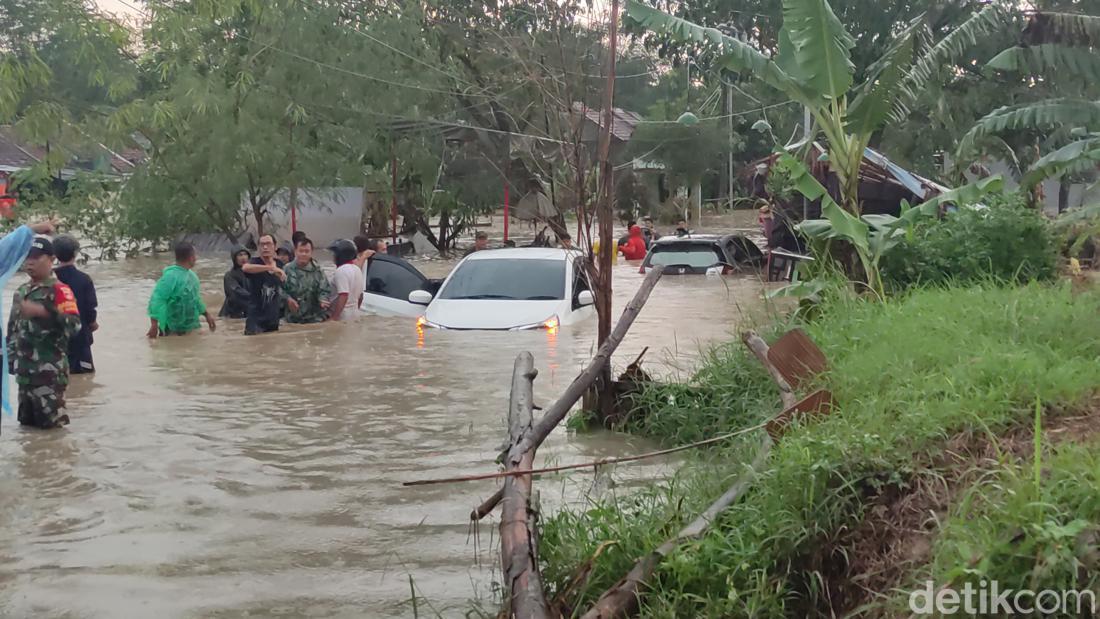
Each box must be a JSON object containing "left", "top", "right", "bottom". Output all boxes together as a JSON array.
[{"left": 544, "top": 277, "right": 1100, "bottom": 617}]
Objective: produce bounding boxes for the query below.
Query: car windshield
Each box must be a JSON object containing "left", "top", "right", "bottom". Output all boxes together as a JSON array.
[
  {"left": 648, "top": 245, "right": 723, "bottom": 268},
  {"left": 439, "top": 258, "right": 565, "bottom": 300}
]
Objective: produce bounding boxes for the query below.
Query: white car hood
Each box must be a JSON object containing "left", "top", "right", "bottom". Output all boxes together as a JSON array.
[{"left": 424, "top": 299, "right": 560, "bottom": 330}]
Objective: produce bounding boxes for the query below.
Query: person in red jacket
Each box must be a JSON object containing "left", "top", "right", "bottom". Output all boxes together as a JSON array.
[{"left": 619, "top": 224, "right": 648, "bottom": 261}]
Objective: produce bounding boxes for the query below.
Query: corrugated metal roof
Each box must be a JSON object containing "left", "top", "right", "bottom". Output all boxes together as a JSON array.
[
  {"left": 0, "top": 126, "right": 142, "bottom": 175},
  {"left": 0, "top": 128, "right": 43, "bottom": 169},
  {"left": 572, "top": 102, "right": 644, "bottom": 142}
]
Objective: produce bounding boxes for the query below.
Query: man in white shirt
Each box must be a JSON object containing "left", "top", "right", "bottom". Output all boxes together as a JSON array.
[{"left": 327, "top": 239, "right": 365, "bottom": 321}]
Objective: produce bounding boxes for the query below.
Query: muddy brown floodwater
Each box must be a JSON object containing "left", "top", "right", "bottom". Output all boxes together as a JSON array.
[{"left": 0, "top": 247, "right": 775, "bottom": 618}]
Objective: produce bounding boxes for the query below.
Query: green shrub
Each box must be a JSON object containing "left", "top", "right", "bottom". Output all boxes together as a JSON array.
[{"left": 881, "top": 194, "right": 1058, "bottom": 290}]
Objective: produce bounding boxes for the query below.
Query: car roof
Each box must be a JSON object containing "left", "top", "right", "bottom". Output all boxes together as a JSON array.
[
  {"left": 464, "top": 247, "right": 579, "bottom": 261},
  {"left": 653, "top": 234, "right": 729, "bottom": 245}
]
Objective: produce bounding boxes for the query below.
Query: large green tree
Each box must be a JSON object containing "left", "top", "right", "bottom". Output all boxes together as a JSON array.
[{"left": 112, "top": 0, "right": 431, "bottom": 242}]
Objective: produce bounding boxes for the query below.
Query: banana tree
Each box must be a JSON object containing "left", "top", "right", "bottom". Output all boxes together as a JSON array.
[
  {"left": 958, "top": 13, "right": 1100, "bottom": 192},
  {"left": 780, "top": 153, "right": 1004, "bottom": 294},
  {"left": 626, "top": 0, "right": 1006, "bottom": 219}
]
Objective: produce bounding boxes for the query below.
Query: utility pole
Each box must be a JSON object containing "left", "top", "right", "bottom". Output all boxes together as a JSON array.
[
  {"left": 727, "top": 81, "right": 735, "bottom": 211},
  {"left": 595, "top": 0, "right": 619, "bottom": 417}
]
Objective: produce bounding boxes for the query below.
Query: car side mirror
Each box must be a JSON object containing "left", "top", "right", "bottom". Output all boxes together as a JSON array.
[
  {"left": 408, "top": 289, "right": 434, "bottom": 306},
  {"left": 577, "top": 290, "right": 595, "bottom": 307}
]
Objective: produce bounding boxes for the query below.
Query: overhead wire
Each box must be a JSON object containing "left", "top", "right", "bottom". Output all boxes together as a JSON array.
[{"left": 111, "top": 0, "right": 496, "bottom": 99}]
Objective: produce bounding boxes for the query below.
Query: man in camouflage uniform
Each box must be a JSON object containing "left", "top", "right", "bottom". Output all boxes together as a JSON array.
[
  {"left": 7, "top": 237, "right": 81, "bottom": 429},
  {"left": 284, "top": 237, "right": 332, "bottom": 324}
]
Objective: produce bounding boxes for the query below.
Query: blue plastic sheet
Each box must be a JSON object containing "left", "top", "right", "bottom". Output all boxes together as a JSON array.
[{"left": 0, "top": 225, "right": 34, "bottom": 417}]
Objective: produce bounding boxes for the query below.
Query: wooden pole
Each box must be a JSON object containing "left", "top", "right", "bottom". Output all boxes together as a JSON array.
[
  {"left": 598, "top": 0, "right": 624, "bottom": 329},
  {"left": 391, "top": 143, "right": 399, "bottom": 245},
  {"left": 504, "top": 181, "right": 510, "bottom": 243},
  {"left": 594, "top": 0, "right": 620, "bottom": 417},
  {"left": 500, "top": 352, "right": 550, "bottom": 619}
]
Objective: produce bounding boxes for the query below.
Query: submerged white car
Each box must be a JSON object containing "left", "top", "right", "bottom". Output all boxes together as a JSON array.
[{"left": 410, "top": 248, "right": 595, "bottom": 330}]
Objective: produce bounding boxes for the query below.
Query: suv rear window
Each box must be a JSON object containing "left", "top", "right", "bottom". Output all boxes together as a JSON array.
[{"left": 648, "top": 244, "right": 723, "bottom": 268}]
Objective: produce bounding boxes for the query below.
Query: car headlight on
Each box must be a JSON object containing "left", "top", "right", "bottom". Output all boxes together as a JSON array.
[
  {"left": 417, "top": 316, "right": 445, "bottom": 329},
  {"left": 511, "top": 315, "right": 560, "bottom": 331}
]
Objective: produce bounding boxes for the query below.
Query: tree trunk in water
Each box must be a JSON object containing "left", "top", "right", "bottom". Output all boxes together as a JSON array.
[{"left": 594, "top": 0, "right": 620, "bottom": 420}]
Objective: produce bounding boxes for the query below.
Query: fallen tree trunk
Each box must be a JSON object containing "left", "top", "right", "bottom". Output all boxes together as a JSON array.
[
  {"left": 472, "top": 265, "right": 665, "bottom": 521},
  {"left": 578, "top": 442, "right": 772, "bottom": 619},
  {"left": 500, "top": 352, "right": 549, "bottom": 619}
]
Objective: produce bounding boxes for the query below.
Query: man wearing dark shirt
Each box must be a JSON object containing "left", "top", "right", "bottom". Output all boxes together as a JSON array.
[
  {"left": 241, "top": 234, "right": 286, "bottom": 335},
  {"left": 52, "top": 235, "right": 97, "bottom": 374}
]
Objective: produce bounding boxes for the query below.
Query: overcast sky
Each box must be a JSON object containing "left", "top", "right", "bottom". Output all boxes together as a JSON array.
[{"left": 96, "top": 0, "right": 140, "bottom": 16}]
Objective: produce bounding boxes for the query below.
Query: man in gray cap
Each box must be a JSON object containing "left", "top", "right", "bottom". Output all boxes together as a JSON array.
[{"left": 7, "top": 237, "right": 82, "bottom": 429}]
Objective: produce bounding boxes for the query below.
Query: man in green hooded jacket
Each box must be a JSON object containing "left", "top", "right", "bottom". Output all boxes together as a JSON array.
[{"left": 147, "top": 241, "right": 217, "bottom": 338}]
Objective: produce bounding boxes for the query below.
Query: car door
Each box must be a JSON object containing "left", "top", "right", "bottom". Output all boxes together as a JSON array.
[
  {"left": 564, "top": 255, "right": 596, "bottom": 324},
  {"left": 361, "top": 256, "right": 433, "bottom": 317}
]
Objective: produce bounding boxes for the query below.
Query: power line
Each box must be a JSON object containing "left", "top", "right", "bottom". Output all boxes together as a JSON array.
[
  {"left": 112, "top": 0, "right": 495, "bottom": 99},
  {"left": 640, "top": 100, "right": 798, "bottom": 124}
]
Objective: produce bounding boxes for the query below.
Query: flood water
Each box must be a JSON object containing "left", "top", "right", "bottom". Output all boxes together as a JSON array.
[{"left": 0, "top": 241, "right": 775, "bottom": 617}]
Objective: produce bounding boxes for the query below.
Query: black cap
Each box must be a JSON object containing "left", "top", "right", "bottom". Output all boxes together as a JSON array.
[
  {"left": 28, "top": 236, "right": 53, "bottom": 257},
  {"left": 328, "top": 239, "right": 357, "bottom": 264}
]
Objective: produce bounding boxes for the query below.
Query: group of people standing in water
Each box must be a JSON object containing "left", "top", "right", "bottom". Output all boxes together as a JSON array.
[
  {"left": 0, "top": 219, "right": 98, "bottom": 431},
  {"left": 148, "top": 231, "right": 384, "bottom": 339},
  {"left": 0, "top": 220, "right": 386, "bottom": 433}
]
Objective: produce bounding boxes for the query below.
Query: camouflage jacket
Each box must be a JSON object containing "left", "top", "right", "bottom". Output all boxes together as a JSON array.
[
  {"left": 284, "top": 259, "right": 332, "bottom": 324},
  {"left": 7, "top": 277, "right": 82, "bottom": 386}
]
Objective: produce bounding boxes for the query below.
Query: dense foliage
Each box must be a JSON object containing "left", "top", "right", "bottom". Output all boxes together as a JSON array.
[{"left": 881, "top": 196, "right": 1059, "bottom": 289}]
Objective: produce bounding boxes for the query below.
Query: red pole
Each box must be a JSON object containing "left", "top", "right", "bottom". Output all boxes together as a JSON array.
[
  {"left": 391, "top": 147, "right": 399, "bottom": 245},
  {"left": 503, "top": 181, "right": 510, "bottom": 242}
]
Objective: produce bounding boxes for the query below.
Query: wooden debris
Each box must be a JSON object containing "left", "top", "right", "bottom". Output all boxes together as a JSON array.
[
  {"left": 765, "top": 389, "right": 836, "bottom": 441},
  {"left": 499, "top": 352, "right": 549, "bottom": 619},
  {"left": 766, "top": 328, "right": 829, "bottom": 389}
]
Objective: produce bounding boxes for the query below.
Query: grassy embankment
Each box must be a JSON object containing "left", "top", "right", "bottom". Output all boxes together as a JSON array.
[{"left": 541, "top": 283, "right": 1100, "bottom": 617}]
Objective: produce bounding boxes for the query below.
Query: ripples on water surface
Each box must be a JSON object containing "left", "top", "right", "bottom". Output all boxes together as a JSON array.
[{"left": 0, "top": 252, "right": 775, "bottom": 617}]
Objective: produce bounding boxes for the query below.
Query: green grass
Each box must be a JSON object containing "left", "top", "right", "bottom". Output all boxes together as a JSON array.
[
  {"left": 910, "top": 443, "right": 1100, "bottom": 615},
  {"left": 540, "top": 282, "right": 1100, "bottom": 617}
]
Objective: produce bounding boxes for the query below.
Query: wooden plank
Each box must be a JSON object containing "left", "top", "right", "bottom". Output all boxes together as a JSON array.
[
  {"left": 767, "top": 328, "right": 828, "bottom": 390},
  {"left": 765, "top": 389, "right": 835, "bottom": 441}
]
